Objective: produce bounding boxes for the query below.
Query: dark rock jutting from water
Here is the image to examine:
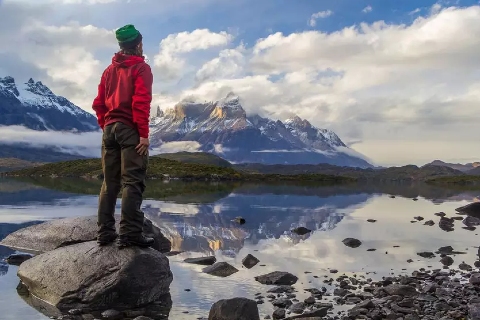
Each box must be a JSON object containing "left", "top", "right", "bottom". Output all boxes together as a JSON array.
[
  {"left": 255, "top": 271, "right": 298, "bottom": 285},
  {"left": 184, "top": 256, "right": 217, "bottom": 265},
  {"left": 5, "top": 253, "right": 33, "bottom": 266},
  {"left": 242, "top": 254, "right": 260, "bottom": 269},
  {"left": 342, "top": 238, "right": 362, "bottom": 248},
  {"left": 208, "top": 297, "right": 260, "bottom": 320},
  {"left": 202, "top": 262, "right": 239, "bottom": 277}
]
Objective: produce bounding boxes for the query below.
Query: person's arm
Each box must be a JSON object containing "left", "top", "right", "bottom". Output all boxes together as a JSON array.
[
  {"left": 92, "top": 70, "right": 108, "bottom": 129},
  {"left": 132, "top": 63, "right": 153, "bottom": 139}
]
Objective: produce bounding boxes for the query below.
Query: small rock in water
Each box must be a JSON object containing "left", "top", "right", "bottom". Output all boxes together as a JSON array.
[
  {"left": 456, "top": 202, "right": 480, "bottom": 216},
  {"left": 367, "top": 219, "right": 377, "bottom": 223},
  {"left": 208, "top": 297, "right": 260, "bottom": 320},
  {"left": 184, "top": 256, "right": 216, "bottom": 265},
  {"left": 304, "top": 296, "right": 315, "bottom": 304},
  {"left": 435, "top": 212, "right": 446, "bottom": 217},
  {"left": 165, "top": 251, "right": 183, "bottom": 256},
  {"left": 272, "top": 308, "right": 285, "bottom": 320},
  {"left": 417, "top": 252, "right": 435, "bottom": 259},
  {"left": 424, "top": 220, "right": 435, "bottom": 226},
  {"left": 463, "top": 226, "right": 477, "bottom": 231},
  {"left": 5, "top": 253, "right": 33, "bottom": 266},
  {"left": 291, "top": 227, "right": 311, "bottom": 236},
  {"left": 255, "top": 271, "right": 298, "bottom": 285},
  {"left": 459, "top": 261, "right": 472, "bottom": 271},
  {"left": 367, "top": 248, "right": 376, "bottom": 252},
  {"left": 202, "top": 262, "right": 239, "bottom": 277},
  {"left": 439, "top": 217, "right": 455, "bottom": 232},
  {"left": 440, "top": 256, "right": 454, "bottom": 266},
  {"left": 413, "top": 198, "right": 418, "bottom": 201},
  {"left": 342, "top": 238, "right": 362, "bottom": 248},
  {"left": 414, "top": 216, "right": 424, "bottom": 221},
  {"left": 242, "top": 254, "right": 260, "bottom": 269},
  {"left": 389, "top": 195, "right": 396, "bottom": 198}
]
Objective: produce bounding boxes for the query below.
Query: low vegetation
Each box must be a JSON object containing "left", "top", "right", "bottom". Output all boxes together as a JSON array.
[
  {"left": 3, "top": 151, "right": 473, "bottom": 184},
  {"left": 4, "top": 156, "right": 353, "bottom": 184},
  {"left": 426, "top": 175, "right": 480, "bottom": 186},
  {"left": 0, "top": 157, "right": 43, "bottom": 172}
]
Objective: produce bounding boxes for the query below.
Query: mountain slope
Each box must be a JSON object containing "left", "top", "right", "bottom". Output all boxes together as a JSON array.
[
  {"left": 150, "top": 93, "right": 372, "bottom": 167},
  {"left": 425, "top": 160, "right": 480, "bottom": 172},
  {"left": 0, "top": 76, "right": 98, "bottom": 132}
]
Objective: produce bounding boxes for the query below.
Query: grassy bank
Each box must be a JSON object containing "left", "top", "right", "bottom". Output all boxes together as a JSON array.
[
  {"left": 426, "top": 175, "right": 480, "bottom": 187},
  {"left": 4, "top": 156, "right": 354, "bottom": 184}
]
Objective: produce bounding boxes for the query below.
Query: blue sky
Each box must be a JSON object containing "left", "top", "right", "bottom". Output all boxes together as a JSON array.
[{"left": 129, "top": 0, "right": 471, "bottom": 50}]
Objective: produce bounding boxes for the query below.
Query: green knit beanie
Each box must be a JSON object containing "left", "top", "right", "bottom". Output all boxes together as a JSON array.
[{"left": 115, "top": 24, "right": 142, "bottom": 48}]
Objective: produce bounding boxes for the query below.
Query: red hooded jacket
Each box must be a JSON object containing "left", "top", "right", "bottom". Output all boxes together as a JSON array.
[{"left": 92, "top": 53, "right": 153, "bottom": 138}]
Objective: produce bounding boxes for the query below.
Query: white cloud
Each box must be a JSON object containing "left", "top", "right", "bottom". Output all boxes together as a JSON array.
[
  {"left": 362, "top": 5, "right": 372, "bottom": 13},
  {"left": 309, "top": 10, "right": 333, "bottom": 27},
  {"left": 150, "top": 5, "right": 480, "bottom": 165},
  {"left": 0, "top": 3, "right": 117, "bottom": 110},
  {"left": 3, "top": 1, "right": 480, "bottom": 166},
  {"left": 150, "top": 141, "right": 202, "bottom": 154},
  {"left": 153, "top": 29, "right": 234, "bottom": 81},
  {"left": 0, "top": 126, "right": 102, "bottom": 157}
]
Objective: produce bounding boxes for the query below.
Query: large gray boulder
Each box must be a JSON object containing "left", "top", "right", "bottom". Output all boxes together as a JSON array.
[
  {"left": 0, "top": 215, "right": 171, "bottom": 254},
  {"left": 17, "top": 241, "right": 173, "bottom": 311}
]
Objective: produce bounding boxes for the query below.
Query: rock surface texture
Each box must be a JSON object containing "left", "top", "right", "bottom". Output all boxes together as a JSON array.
[
  {"left": 0, "top": 215, "right": 171, "bottom": 254},
  {"left": 17, "top": 241, "right": 173, "bottom": 311},
  {"left": 208, "top": 297, "right": 260, "bottom": 320}
]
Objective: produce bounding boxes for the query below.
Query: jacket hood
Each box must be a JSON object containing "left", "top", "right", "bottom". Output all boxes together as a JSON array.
[{"left": 112, "top": 52, "right": 145, "bottom": 68}]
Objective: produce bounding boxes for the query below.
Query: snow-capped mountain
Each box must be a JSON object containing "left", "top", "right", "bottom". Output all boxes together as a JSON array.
[
  {"left": 150, "top": 92, "right": 372, "bottom": 167},
  {"left": 0, "top": 76, "right": 98, "bottom": 131}
]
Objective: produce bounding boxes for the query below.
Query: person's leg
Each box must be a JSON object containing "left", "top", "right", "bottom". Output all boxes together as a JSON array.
[
  {"left": 97, "top": 123, "right": 122, "bottom": 245},
  {"left": 114, "top": 123, "right": 153, "bottom": 248}
]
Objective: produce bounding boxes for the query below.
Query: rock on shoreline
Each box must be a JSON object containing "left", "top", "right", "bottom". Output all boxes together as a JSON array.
[
  {"left": 17, "top": 241, "right": 173, "bottom": 311},
  {"left": 0, "top": 215, "right": 171, "bottom": 254}
]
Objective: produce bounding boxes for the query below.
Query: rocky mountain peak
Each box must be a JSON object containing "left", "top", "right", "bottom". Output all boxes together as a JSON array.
[
  {"left": 0, "top": 76, "right": 19, "bottom": 96},
  {"left": 285, "top": 115, "right": 313, "bottom": 130},
  {"left": 24, "top": 78, "right": 54, "bottom": 96},
  {"left": 212, "top": 92, "right": 246, "bottom": 119},
  {"left": 0, "top": 75, "right": 98, "bottom": 132}
]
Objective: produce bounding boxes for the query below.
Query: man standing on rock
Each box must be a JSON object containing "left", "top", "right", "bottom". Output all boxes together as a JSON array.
[{"left": 92, "top": 24, "right": 154, "bottom": 249}]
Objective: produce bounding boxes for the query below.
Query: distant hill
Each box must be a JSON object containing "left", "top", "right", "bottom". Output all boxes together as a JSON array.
[
  {"left": 425, "top": 160, "right": 480, "bottom": 172},
  {"left": 235, "top": 163, "right": 464, "bottom": 182},
  {"left": 0, "top": 158, "right": 42, "bottom": 172},
  {"left": 465, "top": 166, "right": 480, "bottom": 176},
  {"left": 156, "top": 152, "right": 231, "bottom": 168}
]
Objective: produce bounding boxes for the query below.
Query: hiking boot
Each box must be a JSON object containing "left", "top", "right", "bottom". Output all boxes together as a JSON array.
[
  {"left": 97, "top": 233, "right": 118, "bottom": 246},
  {"left": 117, "top": 234, "right": 155, "bottom": 249}
]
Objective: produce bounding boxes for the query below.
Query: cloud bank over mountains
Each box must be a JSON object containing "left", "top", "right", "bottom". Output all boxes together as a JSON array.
[{"left": 1, "top": 0, "right": 479, "bottom": 165}]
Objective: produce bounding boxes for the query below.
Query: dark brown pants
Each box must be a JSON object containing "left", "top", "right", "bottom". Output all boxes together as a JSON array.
[{"left": 97, "top": 122, "right": 148, "bottom": 238}]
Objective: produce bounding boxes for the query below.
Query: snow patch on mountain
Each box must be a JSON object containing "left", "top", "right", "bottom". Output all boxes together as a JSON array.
[{"left": 0, "top": 76, "right": 98, "bottom": 132}]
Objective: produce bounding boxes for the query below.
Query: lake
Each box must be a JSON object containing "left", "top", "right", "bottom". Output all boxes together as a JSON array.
[{"left": 0, "top": 178, "right": 479, "bottom": 319}]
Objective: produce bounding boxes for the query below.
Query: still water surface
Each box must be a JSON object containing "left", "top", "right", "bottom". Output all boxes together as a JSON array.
[{"left": 0, "top": 179, "right": 479, "bottom": 319}]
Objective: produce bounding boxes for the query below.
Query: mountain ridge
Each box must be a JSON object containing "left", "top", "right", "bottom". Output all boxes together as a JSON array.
[
  {"left": 424, "top": 160, "right": 480, "bottom": 172},
  {"left": 0, "top": 76, "right": 98, "bottom": 132},
  {"left": 150, "top": 92, "right": 372, "bottom": 167}
]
